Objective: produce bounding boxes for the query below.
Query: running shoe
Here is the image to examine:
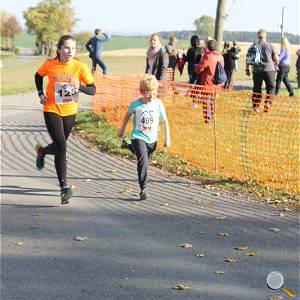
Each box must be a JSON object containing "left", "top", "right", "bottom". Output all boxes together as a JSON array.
[
  {"left": 139, "top": 189, "right": 148, "bottom": 201},
  {"left": 61, "top": 187, "right": 73, "bottom": 205},
  {"left": 35, "top": 143, "right": 45, "bottom": 170},
  {"left": 121, "top": 137, "right": 132, "bottom": 150}
]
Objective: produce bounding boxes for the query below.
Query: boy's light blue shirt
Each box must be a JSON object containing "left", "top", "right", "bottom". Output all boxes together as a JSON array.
[{"left": 128, "top": 98, "right": 167, "bottom": 143}]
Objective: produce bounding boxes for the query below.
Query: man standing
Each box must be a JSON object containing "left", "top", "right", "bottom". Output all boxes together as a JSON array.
[
  {"left": 246, "top": 29, "right": 277, "bottom": 112},
  {"left": 86, "top": 29, "right": 111, "bottom": 74}
]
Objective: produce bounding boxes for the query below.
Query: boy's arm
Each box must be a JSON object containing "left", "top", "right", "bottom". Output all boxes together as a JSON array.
[
  {"left": 162, "top": 116, "right": 171, "bottom": 148},
  {"left": 117, "top": 111, "right": 132, "bottom": 137}
]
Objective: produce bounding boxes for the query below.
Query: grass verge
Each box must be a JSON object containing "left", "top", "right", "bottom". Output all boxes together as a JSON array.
[{"left": 75, "top": 111, "right": 299, "bottom": 210}]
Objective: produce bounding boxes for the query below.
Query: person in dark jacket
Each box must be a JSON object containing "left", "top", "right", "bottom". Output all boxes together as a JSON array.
[
  {"left": 166, "top": 35, "right": 178, "bottom": 70},
  {"left": 222, "top": 41, "right": 238, "bottom": 89},
  {"left": 295, "top": 49, "right": 300, "bottom": 88},
  {"left": 145, "top": 33, "right": 169, "bottom": 81},
  {"left": 183, "top": 35, "right": 204, "bottom": 84},
  {"left": 85, "top": 28, "right": 110, "bottom": 74}
]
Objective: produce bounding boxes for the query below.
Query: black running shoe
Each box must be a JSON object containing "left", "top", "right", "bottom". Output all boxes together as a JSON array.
[
  {"left": 139, "top": 189, "right": 148, "bottom": 201},
  {"left": 61, "top": 187, "right": 73, "bottom": 205},
  {"left": 35, "top": 143, "right": 45, "bottom": 170}
]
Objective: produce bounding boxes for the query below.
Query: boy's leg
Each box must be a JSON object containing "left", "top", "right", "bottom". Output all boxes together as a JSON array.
[
  {"left": 132, "top": 139, "right": 149, "bottom": 191},
  {"left": 147, "top": 142, "right": 157, "bottom": 161}
]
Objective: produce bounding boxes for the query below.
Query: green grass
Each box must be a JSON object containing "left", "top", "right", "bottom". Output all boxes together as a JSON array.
[{"left": 75, "top": 111, "right": 299, "bottom": 208}]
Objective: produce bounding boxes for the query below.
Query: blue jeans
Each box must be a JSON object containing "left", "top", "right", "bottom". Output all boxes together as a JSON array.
[{"left": 92, "top": 57, "right": 108, "bottom": 74}]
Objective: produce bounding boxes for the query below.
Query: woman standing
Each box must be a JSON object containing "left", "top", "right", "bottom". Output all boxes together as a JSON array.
[
  {"left": 184, "top": 35, "right": 204, "bottom": 84},
  {"left": 166, "top": 35, "right": 178, "bottom": 70},
  {"left": 275, "top": 37, "right": 294, "bottom": 96},
  {"left": 146, "top": 33, "right": 169, "bottom": 80},
  {"left": 34, "top": 35, "right": 96, "bottom": 204},
  {"left": 222, "top": 41, "right": 238, "bottom": 89}
]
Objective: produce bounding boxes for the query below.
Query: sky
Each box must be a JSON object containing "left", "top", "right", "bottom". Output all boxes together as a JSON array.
[{"left": 1, "top": 0, "right": 300, "bottom": 36}]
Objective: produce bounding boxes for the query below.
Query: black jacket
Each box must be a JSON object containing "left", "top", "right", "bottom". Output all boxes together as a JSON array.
[
  {"left": 146, "top": 48, "right": 169, "bottom": 80},
  {"left": 223, "top": 48, "right": 239, "bottom": 70}
]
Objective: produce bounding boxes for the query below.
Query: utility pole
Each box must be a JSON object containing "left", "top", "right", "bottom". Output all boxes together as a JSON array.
[
  {"left": 214, "top": 0, "right": 227, "bottom": 51},
  {"left": 280, "top": 6, "right": 285, "bottom": 38}
]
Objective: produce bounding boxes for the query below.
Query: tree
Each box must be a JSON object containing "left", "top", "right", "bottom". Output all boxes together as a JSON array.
[
  {"left": 1, "top": 11, "right": 22, "bottom": 51},
  {"left": 214, "top": 0, "right": 227, "bottom": 51},
  {"left": 73, "top": 31, "right": 92, "bottom": 51},
  {"left": 23, "top": 0, "right": 78, "bottom": 56},
  {"left": 194, "top": 15, "right": 215, "bottom": 39}
]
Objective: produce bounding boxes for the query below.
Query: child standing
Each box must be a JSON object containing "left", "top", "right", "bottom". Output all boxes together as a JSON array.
[{"left": 117, "top": 75, "right": 170, "bottom": 200}]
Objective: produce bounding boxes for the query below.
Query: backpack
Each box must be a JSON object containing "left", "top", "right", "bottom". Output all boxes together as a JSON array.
[
  {"left": 213, "top": 56, "right": 227, "bottom": 85},
  {"left": 246, "top": 42, "right": 265, "bottom": 66}
]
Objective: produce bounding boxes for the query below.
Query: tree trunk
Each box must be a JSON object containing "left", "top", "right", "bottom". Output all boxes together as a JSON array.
[{"left": 214, "top": 0, "right": 227, "bottom": 51}]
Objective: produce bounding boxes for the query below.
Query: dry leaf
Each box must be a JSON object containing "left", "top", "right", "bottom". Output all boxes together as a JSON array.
[
  {"left": 195, "top": 253, "right": 205, "bottom": 257},
  {"left": 218, "top": 232, "right": 228, "bottom": 237},
  {"left": 177, "top": 243, "right": 193, "bottom": 248},
  {"left": 80, "top": 172, "right": 89, "bottom": 177},
  {"left": 73, "top": 236, "right": 88, "bottom": 241},
  {"left": 213, "top": 192, "right": 221, "bottom": 196},
  {"left": 282, "top": 286, "right": 297, "bottom": 297},
  {"left": 160, "top": 202, "right": 169, "bottom": 207},
  {"left": 16, "top": 241, "right": 23, "bottom": 246},
  {"left": 246, "top": 251, "right": 258, "bottom": 256},
  {"left": 268, "top": 296, "right": 285, "bottom": 300},
  {"left": 279, "top": 212, "right": 286, "bottom": 217},
  {"left": 70, "top": 184, "right": 76, "bottom": 190},
  {"left": 172, "top": 284, "right": 189, "bottom": 290},
  {"left": 216, "top": 216, "right": 226, "bottom": 220},
  {"left": 107, "top": 169, "right": 116, "bottom": 173},
  {"left": 215, "top": 271, "right": 225, "bottom": 275},
  {"left": 270, "top": 228, "right": 280, "bottom": 233},
  {"left": 85, "top": 179, "right": 91, "bottom": 182},
  {"left": 234, "top": 246, "right": 248, "bottom": 251},
  {"left": 225, "top": 257, "right": 237, "bottom": 263},
  {"left": 120, "top": 187, "right": 133, "bottom": 194}
]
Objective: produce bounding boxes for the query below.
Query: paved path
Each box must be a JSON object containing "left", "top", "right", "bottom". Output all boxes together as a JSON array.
[{"left": 1, "top": 92, "right": 299, "bottom": 300}]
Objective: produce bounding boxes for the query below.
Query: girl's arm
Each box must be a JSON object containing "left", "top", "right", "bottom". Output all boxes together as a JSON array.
[
  {"left": 35, "top": 72, "right": 47, "bottom": 104},
  {"left": 117, "top": 111, "right": 132, "bottom": 137}
]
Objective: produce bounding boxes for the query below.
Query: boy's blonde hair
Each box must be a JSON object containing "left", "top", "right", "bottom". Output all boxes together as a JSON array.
[{"left": 140, "top": 75, "right": 159, "bottom": 93}]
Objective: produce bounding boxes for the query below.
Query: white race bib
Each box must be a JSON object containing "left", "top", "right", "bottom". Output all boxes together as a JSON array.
[
  {"left": 54, "top": 82, "right": 79, "bottom": 104},
  {"left": 136, "top": 108, "right": 157, "bottom": 131}
]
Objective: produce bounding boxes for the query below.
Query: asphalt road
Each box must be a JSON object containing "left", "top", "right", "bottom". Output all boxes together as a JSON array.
[{"left": 1, "top": 92, "right": 299, "bottom": 300}]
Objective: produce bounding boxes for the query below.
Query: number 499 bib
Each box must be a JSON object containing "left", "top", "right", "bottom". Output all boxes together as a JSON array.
[
  {"left": 136, "top": 108, "right": 157, "bottom": 131},
  {"left": 54, "top": 82, "right": 79, "bottom": 104}
]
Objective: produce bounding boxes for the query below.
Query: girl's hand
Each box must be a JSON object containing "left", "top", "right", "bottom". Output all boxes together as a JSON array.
[
  {"left": 117, "top": 128, "right": 124, "bottom": 137},
  {"left": 39, "top": 94, "right": 47, "bottom": 105}
]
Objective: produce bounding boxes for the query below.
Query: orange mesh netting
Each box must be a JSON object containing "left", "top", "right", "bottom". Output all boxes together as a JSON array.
[{"left": 92, "top": 72, "right": 300, "bottom": 195}]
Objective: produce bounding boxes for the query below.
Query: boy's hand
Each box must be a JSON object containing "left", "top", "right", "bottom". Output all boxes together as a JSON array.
[
  {"left": 164, "top": 140, "right": 171, "bottom": 148},
  {"left": 117, "top": 129, "right": 123, "bottom": 137}
]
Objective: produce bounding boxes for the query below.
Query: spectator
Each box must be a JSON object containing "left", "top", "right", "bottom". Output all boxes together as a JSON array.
[
  {"left": 85, "top": 28, "right": 110, "bottom": 74},
  {"left": 166, "top": 35, "right": 178, "bottom": 70},
  {"left": 222, "top": 41, "right": 239, "bottom": 89},
  {"left": 296, "top": 49, "right": 300, "bottom": 88},
  {"left": 183, "top": 35, "right": 204, "bottom": 84},
  {"left": 146, "top": 33, "right": 169, "bottom": 81},
  {"left": 231, "top": 40, "right": 241, "bottom": 71},
  {"left": 195, "top": 39, "right": 224, "bottom": 123},
  {"left": 275, "top": 37, "right": 294, "bottom": 96},
  {"left": 246, "top": 29, "right": 277, "bottom": 113}
]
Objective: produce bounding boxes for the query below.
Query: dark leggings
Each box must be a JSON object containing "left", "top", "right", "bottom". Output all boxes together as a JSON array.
[
  {"left": 43, "top": 112, "right": 76, "bottom": 188},
  {"left": 127, "top": 139, "right": 157, "bottom": 190}
]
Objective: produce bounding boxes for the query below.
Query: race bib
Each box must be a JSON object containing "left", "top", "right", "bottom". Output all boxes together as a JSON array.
[
  {"left": 136, "top": 108, "right": 157, "bottom": 131},
  {"left": 54, "top": 82, "right": 79, "bottom": 104}
]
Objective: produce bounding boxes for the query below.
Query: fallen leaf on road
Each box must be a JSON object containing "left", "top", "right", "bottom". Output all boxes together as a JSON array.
[
  {"left": 160, "top": 202, "right": 169, "bottom": 207},
  {"left": 215, "top": 271, "right": 225, "bottom": 275},
  {"left": 172, "top": 284, "right": 189, "bottom": 290},
  {"left": 16, "top": 242, "right": 23, "bottom": 246},
  {"left": 195, "top": 253, "right": 205, "bottom": 257},
  {"left": 85, "top": 179, "right": 91, "bottom": 182},
  {"left": 177, "top": 243, "right": 192, "bottom": 248},
  {"left": 213, "top": 192, "right": 221, "bottom": 197},
  {"left": 268, "top": 296, "right": 285, "bottom": 300},
  {"left": 80, "top": 172, "right": 89, "bottom": 177},
  {"left": 279, "top": 212, "right": 286, "bottom": 217},
  {"left": 225, "top": 257, "right": 237, "bottom": 263},
  {"left": 218, "top": 232, "right": 228, "bottom": 237},
  {"left": 246, "top": 251, "right": 258, "bottom": 256},
  {"left": 120, "top": 187, "right": 133, "bottom": 194},
  {"left": 216, "top": 216, "right": 226, "bottom": 220},
  {"left": 73, "top": 236, "right": 88, "bottom": 241},
  {"left": 107, "top": 169, "right": 116, "bottom": 173},
  {"left": 234, "top": 246, "right": 248, "bottom": 251},
  {"left": 269, "top": 228, "right": 280, "bottom": 233}
]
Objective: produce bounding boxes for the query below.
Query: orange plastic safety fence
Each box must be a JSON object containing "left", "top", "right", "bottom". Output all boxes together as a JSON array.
[{"left": 92, "top": 72, "right": 300, "bottom": 195}]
